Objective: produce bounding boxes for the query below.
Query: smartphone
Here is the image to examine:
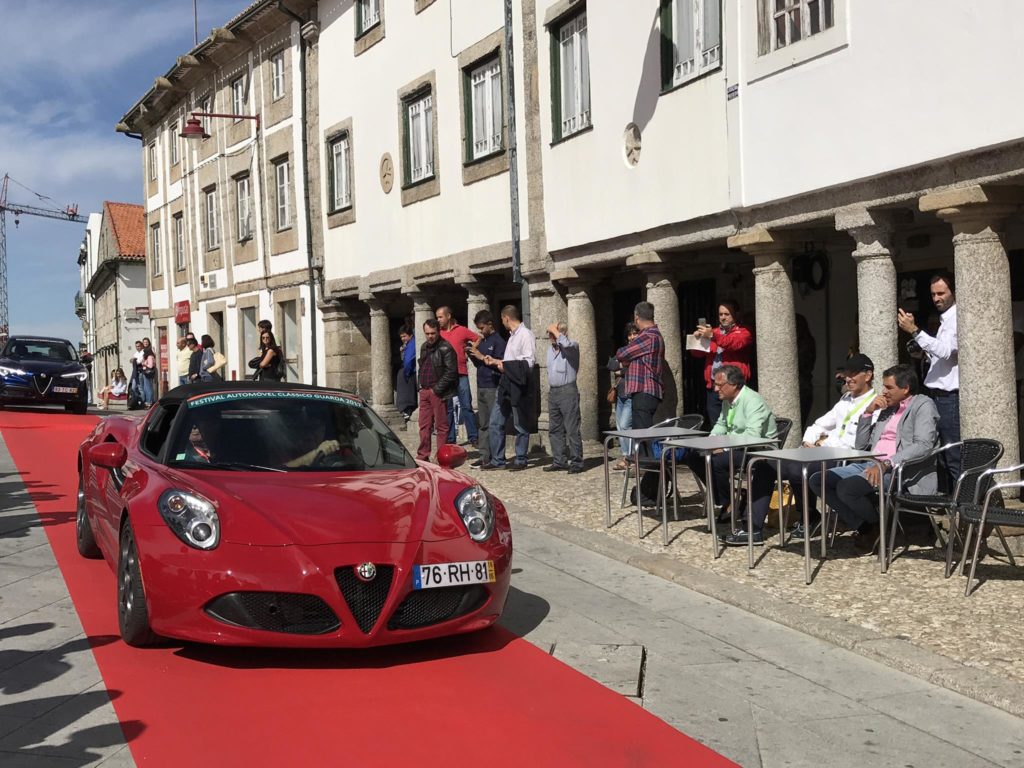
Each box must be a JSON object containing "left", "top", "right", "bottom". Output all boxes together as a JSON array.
[{"left": 697, "top": 317, "right": 707, "bottom": 327}]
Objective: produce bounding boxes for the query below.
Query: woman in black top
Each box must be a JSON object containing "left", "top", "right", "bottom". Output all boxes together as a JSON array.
[{"left": 255, "top": 330, "right": 284, "bottom": 381}]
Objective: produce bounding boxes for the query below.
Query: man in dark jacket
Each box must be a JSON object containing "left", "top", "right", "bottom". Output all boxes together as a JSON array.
[
  {"left": 186, "top": 337, "right": 204, "bottom": 383},
  {"left": 417, "top": 318, "right": 458, "bottom": 461}
]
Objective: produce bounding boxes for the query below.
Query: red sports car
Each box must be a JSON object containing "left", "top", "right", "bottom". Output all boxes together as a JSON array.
[{"left": 76, "top": 381, "right": 512, "bottom": 647}]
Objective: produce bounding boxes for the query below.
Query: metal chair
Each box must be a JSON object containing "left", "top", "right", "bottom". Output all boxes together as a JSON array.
[
  {"left": 887, "top": 439, "right": 1003, "bottom": 575},
  {"left": 728, "top": 417, "right": 794, "bottom": 516},
  {"left": 619, "top": 416, "right": 681, "bottom": 509},
  {"left": 958, "top": 464, "right": 1024, "bottom": 596}
]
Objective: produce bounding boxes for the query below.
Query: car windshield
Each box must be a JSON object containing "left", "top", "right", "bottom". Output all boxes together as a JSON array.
[
  {"left": 168, "top": 391, "right": 416, "bottom": 472},
  {"left": 4, "top": 339, "right": 77, "bottom": 362}
]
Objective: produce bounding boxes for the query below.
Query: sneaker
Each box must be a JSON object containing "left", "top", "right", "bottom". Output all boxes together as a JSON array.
[
  {"left": 722, "top": 529, "right": 764, "bottom": 547},
  {"left": 480, "top": 462, "right": 504, "bottom": 471},
  {"left": 567, "top": 466, "right": 585, "bottom": 475},
  {"left": 507, "top": 463, "right": 528, "bottom": 472},
  {"left": 470, "top": 459, "right": 484, "bottom": 468},
  {"left": 542, "top": 464, "right": 567, "bottom": 472},
  {"left": 789, "top": 522, "right": 820, "bottom": 542}
]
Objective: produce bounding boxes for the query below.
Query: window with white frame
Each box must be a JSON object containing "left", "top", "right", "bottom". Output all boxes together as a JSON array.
[
  {"left": 231, "top": 75, "right": 247, "bottom": 120},
  {"left": 204, "top": 188, "right": 220, "bottom": 250},
  {"left": 358, "top": 0, "right": 381, "bottom": 34},
  {"left": 173, "top": 214, "right": 185, "bottom": 271},
  {"left": 553, "top": 12, "right": 590, "bottom": 140},
  {"left": 271, "top": 50, "right": 286, "bottom": 101},
  {"left": 665, "top": 0, "right": 721, "bottom": 86},
  {"left": 764, "top": 0, "right": 833, "bottom": 52},
  {"left": 329, "top": 134, "right": 352, "bottom": 211},
  {"left": 150, "top": 223, "right": 162, "bottom": 277},
  {"left": 200, "top": 95, "right": 212, "bottom": 132},
  {"left": 468, "top": 57, "right": 502, "bottom": 160},
  {"left": 405, "top": 92, "right": 434, "bottom": 183},
  {"left": 148, "top": 142, "right": 157, "bottom": 181},
  {"left": 236, "top": 175, "right": 253, "bottom": 240},
  {"left": 274, "top": 158, "right": 291, "bottom": 230},
  {"left": 169, "top": 123, "right": 180, "bottom": 165}
]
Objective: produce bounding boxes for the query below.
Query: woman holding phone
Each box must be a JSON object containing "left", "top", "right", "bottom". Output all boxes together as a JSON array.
[{"left": 690, "top": 300, "right": 754, "bottom": 425}]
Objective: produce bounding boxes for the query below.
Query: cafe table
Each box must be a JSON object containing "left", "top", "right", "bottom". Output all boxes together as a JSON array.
[{"left": 745, "top": 447, "right": 888, "bottom": 584}]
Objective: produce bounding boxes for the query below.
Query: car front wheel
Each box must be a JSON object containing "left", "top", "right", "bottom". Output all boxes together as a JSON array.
[
  {"left": 75, "top": 474, "right": 100, "bottom": 558},
  {"left": 118, "top": 521, "right": 159, "bottom": 647}
]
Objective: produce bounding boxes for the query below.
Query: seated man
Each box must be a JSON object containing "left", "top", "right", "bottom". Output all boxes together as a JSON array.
[
  {"left": 684, "top": 365, "right": 777, "bottom": 540},
  {"left": 809, "top": 363, "right": 939, "bottom": 552},
  {"left": 745, "top": 353, "right": 878, "bottom": 544}
]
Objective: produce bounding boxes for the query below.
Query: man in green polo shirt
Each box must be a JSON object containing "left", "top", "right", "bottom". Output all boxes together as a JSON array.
[{"left": 685, "top": 364, "right": 777, "bottom": 535}]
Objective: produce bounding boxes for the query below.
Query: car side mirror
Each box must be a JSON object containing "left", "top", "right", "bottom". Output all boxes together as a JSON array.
[
  {"left": 436, "top": 444, "right": 467, "bottom": 469},
  {"left": 89, "top": 443, "right": 127, "bottom": 470}
]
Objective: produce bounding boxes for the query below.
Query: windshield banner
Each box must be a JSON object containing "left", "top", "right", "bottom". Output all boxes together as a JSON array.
[{"left": 187, "top": 391, "right": 363, "bottom": 409}]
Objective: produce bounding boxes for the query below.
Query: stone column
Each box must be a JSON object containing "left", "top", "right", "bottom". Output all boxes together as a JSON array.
[
  {"left": 407, "top": 290, "right": 435, "bottom": 372},
  {"left": 555, "top": 272, "right": 599, "bottom": 441},
  {"left": 464, "top": 282, "right": 492, "bottom": 413},
  {"left": 365, "top": 297, "right": 393, "bottom": 409},
  {"left": 835, "top": 207, "right": 907, "bottom": 376},
  {"left": 319, "top": 298, "right": 370, "bottom": 396},
  {"left": 528, "top": 276, "right": 567, "bottom": 452},
  {"left": 920, "top": 185, "right": 1023, "bottom": 472},
  {"left": 626, "top": 252, "right": 683, "bottom": 419},
  {"left": 728, "top": 227, "right": 801, "bottom": 444}
]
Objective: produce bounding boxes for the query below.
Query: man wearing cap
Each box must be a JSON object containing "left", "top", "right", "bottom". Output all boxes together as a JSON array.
[{"left": 725, "top": 355, "right": 877, "bottom": 546}]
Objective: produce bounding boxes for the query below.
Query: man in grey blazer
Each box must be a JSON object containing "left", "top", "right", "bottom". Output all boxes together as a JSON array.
[{"left": 810, "top": 364, "right": 939, "bottom": 548}]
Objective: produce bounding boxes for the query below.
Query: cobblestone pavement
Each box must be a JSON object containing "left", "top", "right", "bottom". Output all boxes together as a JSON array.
[{"left": 401, "top": 427, "right": 1024, "bottom": 690}]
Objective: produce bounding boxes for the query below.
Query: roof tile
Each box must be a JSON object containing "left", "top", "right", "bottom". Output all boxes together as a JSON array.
[{"left": 104, "top": 201, "right": 146, "bottom": 261}]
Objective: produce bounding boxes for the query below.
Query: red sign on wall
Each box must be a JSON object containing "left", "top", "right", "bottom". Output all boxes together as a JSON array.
[{"left": 174, "top": 300, "right": 191, "bottom": 325}]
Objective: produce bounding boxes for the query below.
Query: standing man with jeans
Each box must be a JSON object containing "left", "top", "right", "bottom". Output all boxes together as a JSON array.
[
  {"left": 615, "top": 301, "right": 664, "bottom": 432},
  {"left": 543, "top": 322, "right": 584, "bottom": 474},
  {"left": 482, "top": 305, "right": 535, "bottom": 471},
  {"left": 898, "top": 271, "right": 959, "bottom": 483},
  {"left": 416, "top": 319, "right": 458, "bottom": 462},
  {"left": 468, "top": 310, "right": 506, "bottom": 468},
  {"left": 436, "top": 306, "right": 480, "bottom": 446}
]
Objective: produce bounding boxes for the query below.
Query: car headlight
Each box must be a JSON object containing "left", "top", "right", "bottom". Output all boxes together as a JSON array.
[
  {"left": 455, "top": 486, "right": 494, "bottom": 542},
  {"left": 158, "top": 489, "right": 220, "bottom": 550},
  {"left": 61, "top": 371, "right": 88, "bottom": 381},
  {"left": 0, "top": 365, "right": 27, "bottom": 377}
]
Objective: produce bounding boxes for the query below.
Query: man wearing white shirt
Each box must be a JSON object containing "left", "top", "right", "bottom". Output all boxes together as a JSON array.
[
  {"left": 481, "top": 305, "right": 535, "bottom": 470},
  {"left": 744, "top": 354, "right": 878, "bottom": 542},
  {"left": 898, "top": 271, "right": 959, "bottom": 481}
]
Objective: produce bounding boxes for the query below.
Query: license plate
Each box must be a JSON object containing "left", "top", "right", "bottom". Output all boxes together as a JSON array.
[
  {"left": 413, "top": 560, "right": 495, "bottom": 590},
  {"left": 53, "top": 386, "right": 79, "bottom": 394}
]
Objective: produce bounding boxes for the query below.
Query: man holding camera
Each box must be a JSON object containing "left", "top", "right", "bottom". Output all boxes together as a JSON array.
[
  {"left": 544, "top": 322, "right": 584, "bottom": 474},
  {"left": 897, "top": 271, "right": 959, "bottom": 482},
  {"left": 436, "top": 306, "right": 481, "bottom": 447}
]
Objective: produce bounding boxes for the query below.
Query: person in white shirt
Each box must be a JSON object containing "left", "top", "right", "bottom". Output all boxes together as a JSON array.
[
  {"left": 744, "top": 354, "right": 878, "bottom": 543},
  {"left": 898, "top": 271, "right": 959, "bottom": 481},
  {"left": 481, "top": 305, "right": 535, "bottom": 470}
]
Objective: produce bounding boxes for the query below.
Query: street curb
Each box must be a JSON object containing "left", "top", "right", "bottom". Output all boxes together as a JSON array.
[{"left": 506, "top": 503, "right": 1024, "bottom": 719}]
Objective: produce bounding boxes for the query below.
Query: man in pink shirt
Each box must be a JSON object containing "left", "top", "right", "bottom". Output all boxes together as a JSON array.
[
  {"left": 810, "top": 364, "right": 939, "bottom": 551},
  {"left": 436, "top": 306, "right": 481, "bottom": 446}
]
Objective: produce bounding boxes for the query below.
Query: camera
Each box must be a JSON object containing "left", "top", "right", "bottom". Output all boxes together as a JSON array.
[{"left": 906, "top": 339, "right": 922, "bottom": 355}]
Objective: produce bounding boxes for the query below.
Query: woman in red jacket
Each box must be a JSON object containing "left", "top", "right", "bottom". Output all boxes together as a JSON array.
[{"left": 690, "top": 300, "right": 754, "bottom": 425}]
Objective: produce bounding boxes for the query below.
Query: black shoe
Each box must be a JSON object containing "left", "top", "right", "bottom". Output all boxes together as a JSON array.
[
  {"left": 722, "top": 529, "right": 764, "bottom": 547},
  {"left": 852, "top": 524, "right": 880, "bottom": 554},
  {"left": 567, "top": 466, "right": 585, "bottom": 475},
  {"left": 507, "top": 463, "right": 528, "bottom": 472},
  {"left": 542, "top": 464, "right": 567, "bottom": 472},
  {"left": 470, "top": 459, "right": 484, "bottom": 468},
  {"left": 480, "top": 463, "right": 504, "bottom": 471},
  {"left": 789, "top": 522, "right": 822, "bottom": 541},
  {"left": 715, "top": 507, "right": 731, "bottom": 524}
]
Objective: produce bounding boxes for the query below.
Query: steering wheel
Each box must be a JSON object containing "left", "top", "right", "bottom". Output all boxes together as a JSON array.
[{"left": 311, "top": 441, "right": 363, "bottom": 469}]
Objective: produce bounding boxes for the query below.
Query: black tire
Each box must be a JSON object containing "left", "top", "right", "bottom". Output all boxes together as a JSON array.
[
  {"left": 72, "top": 401, "right": 89, "bottom": 415},
  {"left": 75, "top": 474, "right": 101, "bottom": 558},
  {"left": 117, "top": 521, "right": 159, "bottom": 647}
]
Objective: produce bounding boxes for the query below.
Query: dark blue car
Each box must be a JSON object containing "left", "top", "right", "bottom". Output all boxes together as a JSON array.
[{"left": 0, "top": 336, "right": 91, "bottom": 414}]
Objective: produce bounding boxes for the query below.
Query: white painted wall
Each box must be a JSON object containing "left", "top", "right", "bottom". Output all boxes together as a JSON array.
[
  {"left": 538, "top": 0, "right": 732, "bottom": 253},
  {"left": 737, "top": 0, "right": 1024, "bottom": 206},
  {"left": 317, "top": 0, "right": 530, "bottom": 279}
]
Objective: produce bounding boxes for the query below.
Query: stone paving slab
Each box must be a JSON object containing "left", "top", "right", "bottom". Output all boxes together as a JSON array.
[
  {"left": 401, "top": 427, "right": 1024, "bottom": 716},
  {"left": 550, "top": 642, "right": 644, "bottom": 697}
]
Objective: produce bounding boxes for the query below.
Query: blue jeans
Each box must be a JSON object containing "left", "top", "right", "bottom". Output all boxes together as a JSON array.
[
  {"left": 488, "top": 393, "right": 529, "bottom": 466},
  {"left": 933, "top": 391, "right": 961, "bottom": 483},
  {"left": 615, "top": 395, "right": 633, "bottom": 457},
  {"left": 446, "top": 375, "right": 479, "bottom": 443},
  {"left": 140, "top": 374, "right": 154, "bottom": 405}
]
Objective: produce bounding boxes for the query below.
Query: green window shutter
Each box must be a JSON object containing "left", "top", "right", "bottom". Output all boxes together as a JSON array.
[
  {"left": 326, "top": 138, "right": 336, "bottom": 212},
  {"left": 462, "top": 67, "right": 473, "bottom": 164},
  {"left": 660, "top": 0, "right": 674, "bottom": 91},
  {"left": 550, "top": 26, "right": 562, "bottom": 142},
  {"left": 401, "top": 100, "right": 411, "bottom": 186}
]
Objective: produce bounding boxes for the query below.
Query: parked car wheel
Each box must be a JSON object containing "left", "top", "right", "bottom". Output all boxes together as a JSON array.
[{"left": 118, "top": 521, "right": 159, "bottom": 647}]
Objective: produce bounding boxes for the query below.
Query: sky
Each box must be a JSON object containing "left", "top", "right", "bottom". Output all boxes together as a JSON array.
[{"left": 0, "top": 0, "right": 243, "bottom": 344}]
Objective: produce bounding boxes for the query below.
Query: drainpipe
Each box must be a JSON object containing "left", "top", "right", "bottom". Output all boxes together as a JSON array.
[{"left": 277, "top": 2, "right": 320, "bottom": 384}]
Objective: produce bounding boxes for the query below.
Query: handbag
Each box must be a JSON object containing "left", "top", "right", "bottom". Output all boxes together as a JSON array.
[
  {"left": 605, "top": 386, "right": 618, "bottom": 404},
  {"left": 208, "top": 351, "right": 227, "bottom": 374},
  {"left": 766, "top": 481, "right": 795, "bottom": 528}
]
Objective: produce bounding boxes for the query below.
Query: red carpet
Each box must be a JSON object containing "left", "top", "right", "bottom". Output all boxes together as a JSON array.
[{"left": 1, "top": 408, "right": 734, "bottom": 767}]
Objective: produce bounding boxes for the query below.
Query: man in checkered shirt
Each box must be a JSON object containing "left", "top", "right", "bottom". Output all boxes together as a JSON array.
[{"left": 614, "top": 301, "right": 665, "bottom": 432}]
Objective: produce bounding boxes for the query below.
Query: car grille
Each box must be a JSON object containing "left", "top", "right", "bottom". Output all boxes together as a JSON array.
[
  {"left": 334, "top": 565, "right": 395, "bottom": 634},
  {"left": 205, "top": 592, "right": 340, "bottom": 635},
  {"left": 388, "top": 585, "right": 488, "bottom": 630}
]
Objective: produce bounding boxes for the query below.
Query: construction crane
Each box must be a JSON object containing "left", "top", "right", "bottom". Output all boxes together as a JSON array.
[{"left": 0, "top": 173, "right": 87, "bottom": 340}]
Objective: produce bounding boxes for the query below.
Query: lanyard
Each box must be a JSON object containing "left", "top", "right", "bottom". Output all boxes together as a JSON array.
[
  {"left": 838, "top": 391, "right": 874, "bottom": 437},
  {"left": 725, "top": 388, "right": 743, "bottom": 431}
]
